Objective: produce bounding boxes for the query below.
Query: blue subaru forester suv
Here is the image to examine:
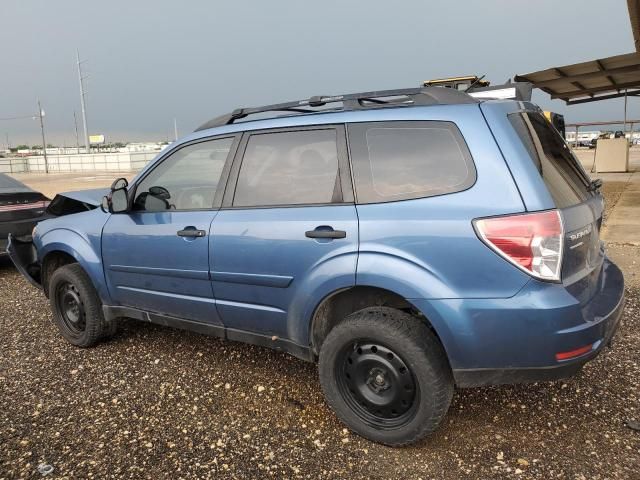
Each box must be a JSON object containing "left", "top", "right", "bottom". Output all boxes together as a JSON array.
[{"left": 8, "top": 86, "right": 624, "bottom": 446}]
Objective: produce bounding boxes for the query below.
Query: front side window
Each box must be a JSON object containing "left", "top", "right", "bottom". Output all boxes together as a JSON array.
[
  {"left": 133, "top": 137, "right": 234, "bottom": 211},
  {"left": 233, "top": 129, "right": 341, "bottom": 207},
  {"left": 348, "top": 121, "right": 476, "bottom": 203}
]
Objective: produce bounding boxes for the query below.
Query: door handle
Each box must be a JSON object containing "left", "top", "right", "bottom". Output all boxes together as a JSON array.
[
  {"left": 305, "top": 228, "right": 346, "bottom": 239},
  {"left": 177, "top": 228, "right": 206, "bottom": 238}
]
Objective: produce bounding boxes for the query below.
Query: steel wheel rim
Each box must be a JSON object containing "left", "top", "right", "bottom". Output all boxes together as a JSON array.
[
  {"left": 55, "top": 281, "right": 86, "bottom": 335},
  {"left": 336, "top": 341, "right": 419, "bottom": 429}
]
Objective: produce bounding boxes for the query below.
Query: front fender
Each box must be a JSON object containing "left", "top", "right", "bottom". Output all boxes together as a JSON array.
[{"left": 37, "top": 228, "right": 111, "bottom": 303}]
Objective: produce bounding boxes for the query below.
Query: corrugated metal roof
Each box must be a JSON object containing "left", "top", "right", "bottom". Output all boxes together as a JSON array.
[{"left": 514, "top": 52, "right": 640, "bottom": 104}]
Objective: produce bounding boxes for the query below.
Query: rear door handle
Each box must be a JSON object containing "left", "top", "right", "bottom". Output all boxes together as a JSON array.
[
  {"left": 305, "top": 228, "right": 346, "bottom": 239},
  {"left": 177, "top": 228, "right": 206, "bottom": 238}
]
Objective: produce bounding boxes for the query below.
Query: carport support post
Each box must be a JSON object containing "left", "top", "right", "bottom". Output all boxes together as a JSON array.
[
  {"left": 37, "top": 99, "right": 49, "bottom": 174},
  {"left": 624, "top": 89, "right": 628, "bottom": 136},
  {"left": 575, "top": 125, "right": 579, "bottom": 148}
]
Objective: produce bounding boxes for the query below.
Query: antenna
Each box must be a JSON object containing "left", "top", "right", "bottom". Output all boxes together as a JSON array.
[{"left": 77, "top": 50, "right": 90, "bottom": 153}]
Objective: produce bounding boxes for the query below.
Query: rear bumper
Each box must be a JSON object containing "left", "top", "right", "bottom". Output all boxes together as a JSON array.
[
  {"left": 453, "top": 288, "right": 624, "bottom": 387},
  {"left": 410, "top": 257, "right": 625, "bottom": 387},
  {"left": 6, "top": 234, "right": 42, "bottom": 288},
  {"left": 0, "top": 215, "right": 45, "bottom": 255}
]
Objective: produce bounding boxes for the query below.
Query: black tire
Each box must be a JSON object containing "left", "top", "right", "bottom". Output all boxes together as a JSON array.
[
  {"left": 318, "top": 307, "right": 454, "bottom": 446},
  {"left": 48, "top": 263, "right": 114, "bottom": 347}
]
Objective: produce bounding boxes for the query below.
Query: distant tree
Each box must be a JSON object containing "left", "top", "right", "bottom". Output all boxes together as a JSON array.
[
  {"left": 46, "top": 143, "right": 55, "bottom": 148},
  {"left": 16, "top": 144, "right": 30, "bottom": 150},
  {"left": 31, "top": 145, "right": 42, "bottom": 150}
]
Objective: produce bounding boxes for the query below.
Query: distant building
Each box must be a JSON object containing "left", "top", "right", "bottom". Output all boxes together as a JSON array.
[{"left": 118, "top": 142, "right": 168, "bottom": 153}]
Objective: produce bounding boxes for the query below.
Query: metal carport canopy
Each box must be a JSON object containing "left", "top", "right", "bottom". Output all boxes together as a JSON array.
[
  {"left": 514, "top": 51, "right": 640, "bottom": 105},
  {"left": 515, "top": 0, "right": 640, "bottom": 106}
]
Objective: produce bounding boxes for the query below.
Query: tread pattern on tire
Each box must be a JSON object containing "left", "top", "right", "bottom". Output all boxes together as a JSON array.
[{"left": 318, "top": 306, "right": 454, "bottom": 446}]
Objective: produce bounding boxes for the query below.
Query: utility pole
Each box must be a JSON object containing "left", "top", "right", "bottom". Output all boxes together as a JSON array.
[
  {"left": 73, "top": 111, "right": 80, "bottom": 153},
  {"left": 77, "top": 50, "right": 90, "bottom": 154},
  {"left": 173, "top": 118, "right": 178, "bottom": 141},
  {"left": 37, "top": 100, "right": 49, "bottom": 174}
]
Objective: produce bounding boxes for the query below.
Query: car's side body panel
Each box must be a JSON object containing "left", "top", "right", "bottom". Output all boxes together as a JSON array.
[
  {"left": 101, "top": 210, "right": 221, "bottom": 324},
  {"left": 353, "top": 104, "right": 529, "bottom": 300},
  {"left": 34, "top": 210, "right": 112, "bottom": 303},
  {"left": 211, "top": 205, "right": 359, "bottom": 343}
]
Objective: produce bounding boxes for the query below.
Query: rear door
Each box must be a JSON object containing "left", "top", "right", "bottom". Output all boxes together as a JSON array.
[
  {"left": 102, "top": 135, "right": 238, "bottom": 323},
  {"left": 210, "top": 125, "right": 358, "bottom": 339},
  {"left": 508, "top": 112, "right": 603, "bottom": 294}
]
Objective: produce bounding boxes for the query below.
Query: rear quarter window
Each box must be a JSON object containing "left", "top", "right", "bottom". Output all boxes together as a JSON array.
[
  {"left": 509, "top": 112, "right": 591, "bottom": 208},
  {"left": 347, "top": 121, "right": 476, "bottom": 204}
]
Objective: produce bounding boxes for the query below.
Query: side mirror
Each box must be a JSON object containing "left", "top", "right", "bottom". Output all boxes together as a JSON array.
[
  {"left": 102, "top": 188, "right": 129, "bottom": 213},
  {"left": 110, "top": 188, "right": 129, "bottom": 213},
  {"left": 102, "top": 177, "right": 130, "bottom": 213},
  {"left": 148, "top": 185, "right": 171, "bottom": 200},
  {"left": 110, "top": 177, "right": 128, "bottom": 190}
]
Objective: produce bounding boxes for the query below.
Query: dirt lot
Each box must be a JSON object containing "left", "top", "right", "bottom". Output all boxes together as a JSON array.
[
  {"left": 9, "top": 173, "right": 135, "bottom": 200},
  {"left": 0, "top": 174, "right": 639, "bottom": 479}
]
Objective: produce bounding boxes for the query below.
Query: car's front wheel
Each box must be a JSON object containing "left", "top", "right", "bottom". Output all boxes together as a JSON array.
[
  {"left": 318, "top": 307, "right": 454, "bottom": 446},
  {"left": 49, "top": 263, "right": 116, "bottom": 347}
]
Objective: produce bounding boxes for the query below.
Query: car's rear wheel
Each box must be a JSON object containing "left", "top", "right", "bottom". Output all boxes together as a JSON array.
[
  {"left": 49, "top": 263, "right": 115, "bottom": 347},
  {"left": 319, "top": 307, "right": 453, "bottom": 446}
]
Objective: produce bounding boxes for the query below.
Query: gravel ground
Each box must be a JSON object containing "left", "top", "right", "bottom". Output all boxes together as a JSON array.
[
  {"left": 1, "top": 257, "right": 639, "bottom": 479},
  {"left": 1, "top": 179, "right": 639, "bottom": 479}
]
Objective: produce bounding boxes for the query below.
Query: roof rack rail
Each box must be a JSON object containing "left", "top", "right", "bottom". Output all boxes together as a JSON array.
[{"left": 195, "top": 86, "right": 477, "bottom": 131}]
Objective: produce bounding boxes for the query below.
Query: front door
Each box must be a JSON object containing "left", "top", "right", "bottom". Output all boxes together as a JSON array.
[
  {"left": 211, "top": 126, "right": 358, "bottom": 339},
  {"left": 102, "top": 135, "right": 238, "bottom": 324}
]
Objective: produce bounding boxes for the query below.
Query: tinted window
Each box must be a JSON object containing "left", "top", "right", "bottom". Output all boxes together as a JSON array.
[
  {"left": 509, "top": 112, "right": 590, "bottom": 208},
  {"left": 233, "top": 129, "right": 341, "bottom": 207},
  {"left": 348, "top": 121, "right": 476, "bottom": 203},
  {"left": 134, "top": 137, "right": 234, "bottom": 211}
]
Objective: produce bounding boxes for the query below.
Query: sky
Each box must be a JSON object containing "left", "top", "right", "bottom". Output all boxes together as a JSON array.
[{"left": 1, "top": 0, "right": 636, "bottom": 146}]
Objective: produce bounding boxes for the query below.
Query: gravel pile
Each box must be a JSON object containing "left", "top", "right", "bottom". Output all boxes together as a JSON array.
[{"left": 0, "top": 255, "right": 638, "bottom": 479}]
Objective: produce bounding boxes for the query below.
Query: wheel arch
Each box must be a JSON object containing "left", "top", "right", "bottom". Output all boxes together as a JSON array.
[
  {"left": 309, "top": 285, "right": 451, "bottom": 361},
  {"left": 38, "top": 229, "right": 111, "bottom": 303}
]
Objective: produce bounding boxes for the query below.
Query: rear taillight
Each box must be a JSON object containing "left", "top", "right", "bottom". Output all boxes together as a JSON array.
[
  {"left": 0, "top": 200, "right": 49, "bottom": 212},
  {"left": 473, "top": 209, "right": 564, "bottom": 282}
]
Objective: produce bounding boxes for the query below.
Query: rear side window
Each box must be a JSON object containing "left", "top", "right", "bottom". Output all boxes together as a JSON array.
[
  {"left": 509, "top": 112, "right": 590, "bottom": 208},
  {"left": 348, "top": 121, "right": 476, "bottom": 203},
  {"left": 233, "top": 129, "right": 342, "bottom": 207}
]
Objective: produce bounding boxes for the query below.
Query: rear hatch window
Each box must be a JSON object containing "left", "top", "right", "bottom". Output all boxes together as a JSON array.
[
  {"left": 508, "top": 112, "right": 591, "bottom": 208},
  {"left": 509, "top": 111, "right": 603, "bottom": 287}
]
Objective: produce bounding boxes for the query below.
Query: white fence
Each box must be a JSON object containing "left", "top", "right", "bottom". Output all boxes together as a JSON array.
[{"left": 0, "top": 151, "right": 158, "bottom": 174}]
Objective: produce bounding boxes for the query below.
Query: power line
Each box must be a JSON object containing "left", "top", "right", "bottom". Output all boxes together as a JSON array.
[{"left": 0, "top": 114, "right": 37, "bottom": 121}]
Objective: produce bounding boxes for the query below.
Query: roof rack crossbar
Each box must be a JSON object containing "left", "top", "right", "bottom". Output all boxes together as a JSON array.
[{"left": 194, "top": 87, "right": 477, "bottom": 131}]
